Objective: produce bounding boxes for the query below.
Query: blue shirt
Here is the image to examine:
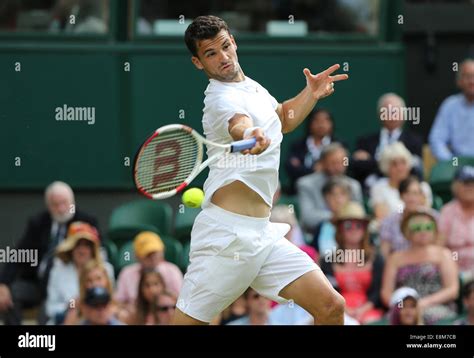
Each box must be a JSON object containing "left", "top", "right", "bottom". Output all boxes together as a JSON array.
[{"left": 429, "top": 94, "right": 474, "bottom": 160}]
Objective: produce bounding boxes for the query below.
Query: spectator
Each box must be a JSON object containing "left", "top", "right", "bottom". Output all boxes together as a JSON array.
[
  {"left": 0, "top": 181, "right": 98, "bottom": 325},
  {"left": 285, "top": 109, "right": 338, "bottom": 193},
  {"left": 156, "top": 290, "right": 177, "bottom": 325},
  {"left": 429, "top": 58, "right": 474, "bottom": 160},
  {"left": 227, "top": 288, "right": 276, "bottom": 325},
  {"left": 389, "top": 287, "right": 423, "bottom": 325},
  {"left": 115, "top": 231, "right": 183, "bottom": 310},
  {"left": 63, "top": 260, "right": 113, "bottom": 325},
  {"left": 315, "top": 177, "right": 352, "bottom": 255},
  {"left": 438, "top": 165, "right": 474, "bottom": 282},
  {"left": 352, "top": 93, "right": 423, "bottom": 188},
  {"left": 46, "top": 222, "right": 114, "bottom": 324},
  {"left": 370, "top": 142, "right": 432, "bottom": 223},
  {"left": 381, "top": 209, "right": 459, "bottom": 324},
  {"left": 455, "top": 281, "right": 474, "bottom": 325},
  {"left": 270, "top": 205, "right": 317, "bottom": 261},
  {"left": 130, "top": 269, "right": 166, "bottom": 325},
  {"left": 320, "top": 202, "right": 384, "bottom": 324},
  {"left": 379, "top": 176, "right": 438, "bottom": 258},
  {"left": 80, "top": 287, "right": 124, "bottom": 325},
  {"left": 50, "top": 0, "right": 107, "bottom": 34},
  {"left": 219, "top": 294, "right": 247, "bottom": 325},
  {"left": 297, "top": 142, "right": 363, "bottom": 234}
]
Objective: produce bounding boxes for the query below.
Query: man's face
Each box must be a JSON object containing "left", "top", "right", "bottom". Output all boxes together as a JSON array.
[
  {"left": 458, "top": 61, "right": 474, "bottom": 99},
  {"left": 310, "top": 112, "right": 333, "bottom": 138},
  {"left": 322, "top": 149, "right": 347, "bottom": 176},
  {"left": 139, "top": 251, "right": 163, "bottom": 270},
  {"left": 47, "top": 190, "right": 74, "bottom": 223},
  {"left": 191, "top": 30, "right": 241, "bottom": 82},
  {"left": 379, "top": 97, "right": 404, "bottom": 131}
]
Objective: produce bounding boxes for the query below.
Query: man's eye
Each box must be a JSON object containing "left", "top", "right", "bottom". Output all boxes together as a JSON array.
[
  {"left": 223, "top": 44, "right": 229, "bottom": 49},
  {"left": 207, "top": 52, "right": 215, "bottom": 57}
]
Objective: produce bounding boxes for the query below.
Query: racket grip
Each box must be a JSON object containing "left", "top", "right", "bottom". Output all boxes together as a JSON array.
[{"left": 230, "top": 137, "right": 257, "bottom": 153}]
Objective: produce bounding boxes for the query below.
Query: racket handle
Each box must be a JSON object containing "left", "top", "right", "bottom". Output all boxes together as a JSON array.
[{"left": 230, "top": 137, "right": 257, "bottom": 153}]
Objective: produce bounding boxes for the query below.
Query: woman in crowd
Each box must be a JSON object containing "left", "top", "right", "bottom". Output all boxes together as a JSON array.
[
  {"left": 379, "top": 176, "right": 438, "bottom": 258},
  {"left": 370, "top": 142, "right": 432, "bottom": 224},
  {"left": 46, "top": 222, "right": 114, "bottom": 324},
  {"left": 381, "top": 209, "right": 459, "bottom": 324},
  {"left": 130, "top": 269, "right": 166, "bottom": 325},
  {"left": 63, "top": 259, "right": 115, "bottom": 325},
  {"left": 321, "top": 202, "right": 384, "bottom": 324},
  {"left": 285, "top": 108, "right": 338, "bottom": 193},
  {"left": 389, "top": 287, "right": 423, "bottom": 325}
]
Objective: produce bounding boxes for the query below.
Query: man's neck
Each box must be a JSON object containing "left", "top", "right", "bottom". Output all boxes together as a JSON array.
[{"left": 463, "top": 93, "right": 474, "bottom": 104}]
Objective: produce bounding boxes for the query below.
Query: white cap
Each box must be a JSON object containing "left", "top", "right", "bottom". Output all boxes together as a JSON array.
[{"left": 390, "top": 287, "right": 420, "bottom": 307}]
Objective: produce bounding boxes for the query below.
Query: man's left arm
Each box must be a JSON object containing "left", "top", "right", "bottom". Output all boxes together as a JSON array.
[{"left": 276, "top": 64, "right": 348, "bottom": 133}]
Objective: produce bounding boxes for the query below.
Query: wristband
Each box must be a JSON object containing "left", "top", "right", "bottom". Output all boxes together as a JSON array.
[{"left": 243, "top": 126, "right": 260, "bottom": 138}]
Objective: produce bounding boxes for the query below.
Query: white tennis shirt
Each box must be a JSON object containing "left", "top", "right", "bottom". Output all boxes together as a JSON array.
[{"left": 201, "top": 76, "right": 283, "bottom": 208}]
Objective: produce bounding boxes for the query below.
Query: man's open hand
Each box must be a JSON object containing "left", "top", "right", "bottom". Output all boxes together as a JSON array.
[{"left": 303, "top": 64, "right": 349, "bottom": 100}]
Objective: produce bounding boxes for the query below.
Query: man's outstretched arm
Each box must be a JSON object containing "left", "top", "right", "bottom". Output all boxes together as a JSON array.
[{"left": 276, "top": 64, "right": 348, "bottom": 134}]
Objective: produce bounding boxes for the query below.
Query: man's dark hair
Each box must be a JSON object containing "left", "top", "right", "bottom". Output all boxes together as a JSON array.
[{"left": 184, "top": 15, "right": 230, "bottom": 57}]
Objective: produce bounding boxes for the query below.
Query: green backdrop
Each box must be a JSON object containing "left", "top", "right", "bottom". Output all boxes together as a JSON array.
[{"left": 0, "top": 42, "right": 404, "bottom": 190}]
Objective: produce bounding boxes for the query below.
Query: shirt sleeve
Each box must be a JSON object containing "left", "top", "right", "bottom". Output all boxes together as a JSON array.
[
  {"left": 205, "top": 93, "right": 251, "bottom": 138},
  {"left": 429, "top": 99, "right": 453, "bottom": 160}
]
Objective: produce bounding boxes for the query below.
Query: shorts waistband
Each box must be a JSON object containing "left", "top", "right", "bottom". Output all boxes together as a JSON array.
[{"left": 203, "top": 203, "right": 270, "bottom": 230}]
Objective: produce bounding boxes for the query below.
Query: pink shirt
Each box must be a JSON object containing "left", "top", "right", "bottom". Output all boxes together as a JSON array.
[
  {"left": 115, "top": 262, "right": 183, "bottom": 304},
  {"left": 438, "top": 201, "right": 474, "bottom": 274}
]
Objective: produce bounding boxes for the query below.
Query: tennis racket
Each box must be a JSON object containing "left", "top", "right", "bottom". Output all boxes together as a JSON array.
[{"left": 133, "top": 124, "right": 257, "bottom": 199}]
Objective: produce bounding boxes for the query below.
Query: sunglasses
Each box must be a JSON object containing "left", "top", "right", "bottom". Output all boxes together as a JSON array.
[
  {"left": 340, "top": 220, "right": 366, "bottom": 231},
  {"left": 158, "top": 305, "right": 176, "bottom": 312},
  {"left": 408, "top": 222, "right": 435, "bottom": 233}
]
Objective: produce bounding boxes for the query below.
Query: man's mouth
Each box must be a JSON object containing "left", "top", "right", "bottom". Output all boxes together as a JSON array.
[{"left": 221, "top": 63, "right": 232, "bottom": 70}]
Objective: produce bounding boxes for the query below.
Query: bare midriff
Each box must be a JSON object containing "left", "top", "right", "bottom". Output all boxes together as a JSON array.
[{"left": 211, "top": 180, "right": 270, "bottom": 218}]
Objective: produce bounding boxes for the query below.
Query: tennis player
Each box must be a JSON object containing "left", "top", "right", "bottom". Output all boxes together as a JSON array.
[{"left": 173, "top": 15, "right": 348, "bottom": 325}]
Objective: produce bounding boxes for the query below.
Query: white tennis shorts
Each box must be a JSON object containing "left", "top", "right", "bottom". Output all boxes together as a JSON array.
[{"left": 176, "top": 203, "right": 319, "bottom": 323}]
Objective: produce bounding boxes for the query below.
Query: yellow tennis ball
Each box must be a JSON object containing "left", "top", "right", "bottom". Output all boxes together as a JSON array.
[{"left": 182, "top": 188, "right": 204, "bottom": 208}]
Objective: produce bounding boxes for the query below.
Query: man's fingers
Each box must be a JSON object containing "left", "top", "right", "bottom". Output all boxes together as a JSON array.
[
  {"left": 330, "top": 74, "right": 349, "bottom": 82},
  {"left": 323, "top": 64, "right": 341, "bottom": 76},
  {"left": 303, "top": 68, "right": 313, "bottom": 78}
]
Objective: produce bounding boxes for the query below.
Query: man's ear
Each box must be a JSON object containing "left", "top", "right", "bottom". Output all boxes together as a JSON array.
[{"left": 191, "top": 56, "right": 204, "bottom": 70}]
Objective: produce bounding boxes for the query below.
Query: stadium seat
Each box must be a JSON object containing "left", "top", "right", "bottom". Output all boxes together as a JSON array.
[
  {"left": 102, "top": 240, "right": 119, "bottom": 273},
  {"left": 117, "top": 240, "right": 136, "bottom": 272},
  {"left": 429, "top": 157, "right": 474, "bottom": 203},
  {"left": 108, "top": 224, "right": 158, "bottom": 250},
  {"left": 108, "top": 199, "right": 173, "bottom": 236},
  {"left": 174, "top": 207, "right": 201, "bottom": 242},
  {"left": 432, "top": 194, "right": 444, "bottom": 211}
]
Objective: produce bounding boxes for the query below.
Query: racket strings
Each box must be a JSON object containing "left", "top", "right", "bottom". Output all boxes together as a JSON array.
[{"left": 135, "top": 130, "right": 200, "bottom": 194}]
